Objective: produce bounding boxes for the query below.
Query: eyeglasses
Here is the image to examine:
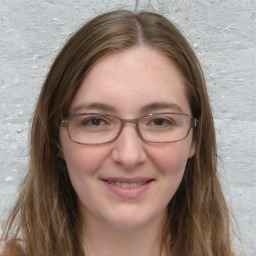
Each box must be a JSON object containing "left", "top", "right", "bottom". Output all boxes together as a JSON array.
[{"left": 60, "top": 112, "right": 198, "bottom": 145}]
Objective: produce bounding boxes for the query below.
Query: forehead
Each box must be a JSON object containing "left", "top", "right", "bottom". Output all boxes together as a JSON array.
[{"left": 70, "top": 47, "right": 191, "bottom": 116}]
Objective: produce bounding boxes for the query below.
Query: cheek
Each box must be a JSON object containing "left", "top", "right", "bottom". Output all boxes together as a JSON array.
[
  {"left": 149, "top": 141, "right": 191, "bottom": 176},
  {"left": 148, "top": 142, "right": 192, "bottom": 206},
  {"left": 60, "top": 129, "right": 110, "bottom": 177},
  {"left": 63, "top": 146, "right": 110, "bottom": 177},
  {"left": 60, "top": 141, "right": 112, "bottom": 207}
]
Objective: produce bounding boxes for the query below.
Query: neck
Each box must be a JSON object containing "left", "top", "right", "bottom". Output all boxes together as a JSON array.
[{"left": 80, "top": 210, "right": 167, "bottom": 256}]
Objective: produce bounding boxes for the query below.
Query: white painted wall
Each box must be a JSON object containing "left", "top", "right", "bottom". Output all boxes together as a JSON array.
[{"left": 0, "top": 0, "right": 255, "bottom": 255}]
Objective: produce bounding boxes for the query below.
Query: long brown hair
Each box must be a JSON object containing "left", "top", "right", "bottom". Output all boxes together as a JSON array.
[{"left": 1, "top": 10, "right": 235, "bottom": 256}]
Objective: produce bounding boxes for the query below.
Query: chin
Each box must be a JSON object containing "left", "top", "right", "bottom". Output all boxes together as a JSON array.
[
  {"left": 105, "top": 208, "right": 166, "bottom": 232},
  {"left": 108, "top": 218, "right": 149, "bottom": 231}
]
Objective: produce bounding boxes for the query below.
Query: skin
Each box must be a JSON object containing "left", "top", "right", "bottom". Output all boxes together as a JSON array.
[{"left": 60, "top": 46, "right": 195, "bottom": 256}]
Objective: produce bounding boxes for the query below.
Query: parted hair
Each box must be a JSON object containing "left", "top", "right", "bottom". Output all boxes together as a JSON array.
[{"left": 1, "top": 10, "right": 235, "bottom": 256}]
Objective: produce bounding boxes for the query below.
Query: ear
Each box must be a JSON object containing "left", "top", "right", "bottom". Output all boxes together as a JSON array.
[
  {"left": 56, "top": 142, "right": 65, "bottom": 159},
  {"left": 188, "top": 140, "right": 196, "bottom": 159},
  {"left": 57, "top": 150, "right": 64, "bottom": 159}
]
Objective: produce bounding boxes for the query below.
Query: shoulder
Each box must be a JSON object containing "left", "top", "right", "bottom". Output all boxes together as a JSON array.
[
  {"left": 0, "top": 239, "right": 26, "bottom": 256},
  {"left": 0, "top": 240, "right": 5, "bottom": 255},
  {"left": 0, "top": 240, "right": 5, "bottom": 256}
]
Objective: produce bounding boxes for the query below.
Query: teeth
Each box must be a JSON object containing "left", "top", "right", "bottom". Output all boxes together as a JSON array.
[
  {"left": 109, "top": 181, "right": 147, "bottom": 188},
  {"left": 122, "top": 183, "right": 130, "bottom": 188}
]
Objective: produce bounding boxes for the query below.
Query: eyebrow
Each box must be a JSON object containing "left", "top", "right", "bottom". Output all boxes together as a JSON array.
[
  {"left": 71, "top": 103, "right": 116, "bottom": 113},
  {"left": 140, "top": 102, "right": 183, "bottom": 114},
  {"left": 71, "top": 102, "right": 183, "bottom": 115}
]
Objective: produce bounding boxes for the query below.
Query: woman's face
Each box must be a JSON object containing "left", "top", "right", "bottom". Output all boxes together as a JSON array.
[{"left": 60, "top": 47, "right": 195, "bottom": 230}]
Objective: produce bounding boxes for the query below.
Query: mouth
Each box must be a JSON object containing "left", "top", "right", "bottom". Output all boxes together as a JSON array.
[
  {"left": 101, "top": 177, "right": 154, "bottom": 199},
  {"left": 105, "top": 180, "right": 149, "bottom": 189}
]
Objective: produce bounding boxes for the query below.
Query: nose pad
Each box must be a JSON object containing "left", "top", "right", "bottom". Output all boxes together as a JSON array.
[{"left": 111, "top": 125, "right": 147, "bottom": 169}]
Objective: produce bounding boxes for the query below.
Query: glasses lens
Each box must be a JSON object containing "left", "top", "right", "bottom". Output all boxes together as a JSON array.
[
  {"left": 139, "top": 113, "right": 191, "bottom": 142},
  {"left": 66, "top": 113, "right": 193, "bottom": 144},
  {"left": 69, "top": 114, "right": 121, "bottom": 144}
]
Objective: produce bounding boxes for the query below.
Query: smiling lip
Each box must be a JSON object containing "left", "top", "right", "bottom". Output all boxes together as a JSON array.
[{"left": 101, "top": 177, "right": 154, "bottom": 199}]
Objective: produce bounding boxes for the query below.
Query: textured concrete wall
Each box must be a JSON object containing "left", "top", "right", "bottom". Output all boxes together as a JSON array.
[{"left": 0, "top": 0, "right": 255, "bottom": 254}]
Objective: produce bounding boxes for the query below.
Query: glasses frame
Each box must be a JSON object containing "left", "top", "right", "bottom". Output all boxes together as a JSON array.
[{"left": 60, "top": 112, "right": 199, "bottom": 145}]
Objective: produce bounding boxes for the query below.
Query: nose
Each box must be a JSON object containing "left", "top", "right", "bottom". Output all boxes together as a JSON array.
[{"left": 111, "top": 124, "right": 147, "bottom": 169}]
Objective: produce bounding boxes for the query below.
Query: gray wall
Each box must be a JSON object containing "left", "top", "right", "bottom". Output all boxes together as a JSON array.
[{"left": 0, "top": 0, "right": 255, "bottom": 255}]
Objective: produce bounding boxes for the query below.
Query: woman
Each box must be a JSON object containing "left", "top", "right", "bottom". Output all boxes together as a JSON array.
[{"left": 1, "top": 10, "right": 236, "bottom": 256}]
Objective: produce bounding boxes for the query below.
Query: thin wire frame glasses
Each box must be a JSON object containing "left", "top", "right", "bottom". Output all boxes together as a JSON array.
[{"left": 60, "top": 112, "right": 199, "bottom": 145}]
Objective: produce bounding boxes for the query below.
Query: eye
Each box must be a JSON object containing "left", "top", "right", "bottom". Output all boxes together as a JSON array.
[
  {"left": 146, "top": 117, "right": 175, "bottom": 127},
  {"left": 81, "top": 117, "right": 111, "bottom": 127},
  {"left": 152, "top": 118, "right": 172, "bottom": 126}
]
